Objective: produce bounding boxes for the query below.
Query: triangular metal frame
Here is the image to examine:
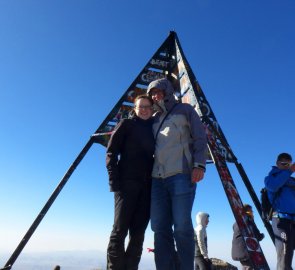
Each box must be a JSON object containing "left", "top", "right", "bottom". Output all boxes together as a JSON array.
[{"left": 1, "top": 31, "right": 272, "bottom": 270}]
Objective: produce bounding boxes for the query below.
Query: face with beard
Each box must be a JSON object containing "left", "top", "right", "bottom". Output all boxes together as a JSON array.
[{"left": 149, "top": 88, "right": 166, "bottom": 112}]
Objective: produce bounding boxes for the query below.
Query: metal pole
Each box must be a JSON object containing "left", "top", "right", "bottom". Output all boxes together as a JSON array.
[
  {"left": 202, "top": 117, "right": 275, "bottom": 244},
  {"left": 1, "top": 139, "right": 94, "bottom": 270},
  {"left": 235, "top": 162, "right": 275, "bottom": 243}
]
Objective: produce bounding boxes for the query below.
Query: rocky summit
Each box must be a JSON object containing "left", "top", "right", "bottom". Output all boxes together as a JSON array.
[{"left": 210, "top": 258, "right": 238, "bottom": 270}]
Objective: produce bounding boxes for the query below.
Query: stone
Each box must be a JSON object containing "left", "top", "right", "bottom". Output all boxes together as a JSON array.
[{"left": 210, "top": 258, "right": 238, "bottom": 270}]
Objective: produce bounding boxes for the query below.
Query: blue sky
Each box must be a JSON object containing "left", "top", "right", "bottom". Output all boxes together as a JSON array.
[{"left": 0, "top": 0, "right": 295, "bottom": 269}]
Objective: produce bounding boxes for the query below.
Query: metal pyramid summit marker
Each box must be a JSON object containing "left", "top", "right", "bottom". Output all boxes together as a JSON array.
[
  {"left": 93, "top": 31, "right": 233, "bottom": 164},
  {"left": 94, "top": 32, "right": 222, "bottom": 152},
  {"left": 1, "top": 31, "right": 271, "bottom": 270},
  {"left": 92, "top": 30, "right": 271, "bottom": 269}
]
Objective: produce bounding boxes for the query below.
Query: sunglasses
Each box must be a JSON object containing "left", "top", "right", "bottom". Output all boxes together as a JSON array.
[{"left": 279, "top": 161, "right": 291, "bottom": 167}]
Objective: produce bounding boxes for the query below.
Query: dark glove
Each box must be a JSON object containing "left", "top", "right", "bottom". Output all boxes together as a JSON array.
[
  {"left": 204, "top": 257, "right": 211, "bottom": 266},
  {"left": 109, "top": 181, "right": 120, "bottom": 192},
  {"left": 109, "top": 174, "right": 120, "bottom": 192},
  {"left": 258, "top": 233, "right": 265, "bottom": 241}
]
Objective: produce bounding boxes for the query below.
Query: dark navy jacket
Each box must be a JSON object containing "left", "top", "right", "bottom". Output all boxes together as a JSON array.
[{"left": 106, "top": 115, "right": 155, "bottom": 192}]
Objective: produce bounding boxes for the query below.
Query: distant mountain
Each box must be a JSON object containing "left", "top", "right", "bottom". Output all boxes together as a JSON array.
[{"left": 0, "top": 250, "right": 156, "bottom": 270}]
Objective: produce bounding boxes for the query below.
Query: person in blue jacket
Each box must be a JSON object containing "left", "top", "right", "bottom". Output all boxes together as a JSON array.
[{"left": 265, "top": 153, "right": 295, "bottom": 270}]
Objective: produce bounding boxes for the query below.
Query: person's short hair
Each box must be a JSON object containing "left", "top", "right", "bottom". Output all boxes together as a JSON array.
[
  {"left": 243, "top": 204, "right": 252, "bottom": 211},
  {"left": 134, "top": 95, "right": 153, "bottom": 106},
  {"left": 277, "top": 153, "right": 292, "bottom": 162}
]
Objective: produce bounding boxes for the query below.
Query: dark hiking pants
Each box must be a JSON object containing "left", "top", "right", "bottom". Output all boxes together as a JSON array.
[{"left": 107, "top": 180, "right": 151, "bottom": 270}]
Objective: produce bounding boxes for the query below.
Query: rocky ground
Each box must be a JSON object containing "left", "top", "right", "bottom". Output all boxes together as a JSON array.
[{"left": 210, "top": 258, "right": 238, "bottom": 270}]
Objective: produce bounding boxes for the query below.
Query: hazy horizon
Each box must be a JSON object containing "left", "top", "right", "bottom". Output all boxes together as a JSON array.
[{"left": 0, "top": 246, "right": 276, "bottom": 270}]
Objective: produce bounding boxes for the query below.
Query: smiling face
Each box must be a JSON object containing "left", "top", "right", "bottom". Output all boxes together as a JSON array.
[{"left": 134, "top": 97, "right": 153, "bottom": 120}]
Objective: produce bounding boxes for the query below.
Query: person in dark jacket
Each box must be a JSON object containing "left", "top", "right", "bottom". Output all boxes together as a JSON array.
[
  {"left": 265, "top": 152, "right": 295, "bottom": 270},
  {"left": 231, "top": 204, "right": 264, "bottom": 270},
  {"left": 106, "top": 95, "right": 155, "bottom": 270}
]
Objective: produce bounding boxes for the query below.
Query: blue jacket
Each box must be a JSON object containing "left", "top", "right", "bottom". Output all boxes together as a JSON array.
[{"left": 264, "top": 166, "right": 295, "bottom": 214}]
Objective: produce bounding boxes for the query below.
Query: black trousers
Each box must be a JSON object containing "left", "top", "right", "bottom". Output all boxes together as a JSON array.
[
  {"left": 107, "top": 180, "right": 151, "bottom": 270},
  {"left": 272, "top": 217, "right": 295, "bottom": 270}
]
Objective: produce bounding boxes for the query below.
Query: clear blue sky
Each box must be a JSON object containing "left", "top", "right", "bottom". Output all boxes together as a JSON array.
[{"left": 0, "top": 0, "right": 294, "bottom": 269}]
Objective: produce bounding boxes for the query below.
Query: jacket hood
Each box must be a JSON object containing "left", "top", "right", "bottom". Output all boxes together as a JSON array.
[
  {"left": 146, "top": 78, "right": 177, "bottom": 111},
  {"left": 196, "top": 212, "right": 209, "bottom": 227}
]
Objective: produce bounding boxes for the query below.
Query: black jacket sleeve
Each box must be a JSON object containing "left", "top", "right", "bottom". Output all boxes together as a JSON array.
[
  {"left": 252, "top": 220, "right": 264, "bottom": 241},
  {"left": 106, "top": 119, "right": 128, "bottom": 192}
]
